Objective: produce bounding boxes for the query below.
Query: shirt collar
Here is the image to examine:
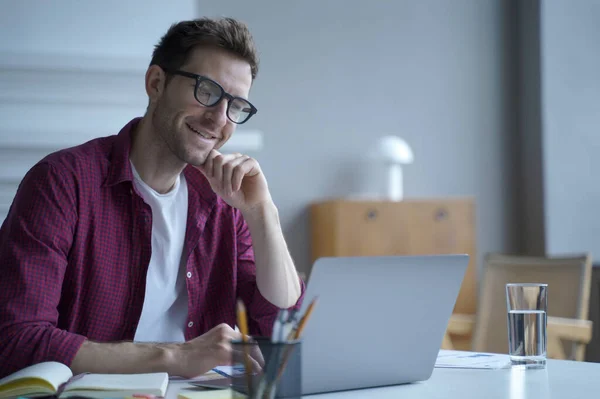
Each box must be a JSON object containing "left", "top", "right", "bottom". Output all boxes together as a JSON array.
[{"left": 104, "top": 117, "right": 139, "bottom": 187}]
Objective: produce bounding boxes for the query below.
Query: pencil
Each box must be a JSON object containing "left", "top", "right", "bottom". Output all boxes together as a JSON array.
[
  {"left": 288, "top": 297, "right": 318, "bottom": 340},
  {"left": 236, "top": 299, "right": 254, "bottom": 394},
  {"left": 269, "top": 297, "right": 319, "bottom": 394}
]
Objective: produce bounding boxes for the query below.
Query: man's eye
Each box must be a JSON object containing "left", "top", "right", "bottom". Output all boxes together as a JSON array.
[{"left": 197, "top": 91, "right": 211, "bottom": 103}]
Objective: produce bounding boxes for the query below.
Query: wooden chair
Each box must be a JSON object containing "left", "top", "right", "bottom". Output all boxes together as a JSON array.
[{"left": 444, "top": 253, "right": 594, "bottom": 361}]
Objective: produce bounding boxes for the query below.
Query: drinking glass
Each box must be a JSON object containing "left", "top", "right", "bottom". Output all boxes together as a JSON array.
[{"left": 506, "top": 283, "right": 548, "bottom": 368}]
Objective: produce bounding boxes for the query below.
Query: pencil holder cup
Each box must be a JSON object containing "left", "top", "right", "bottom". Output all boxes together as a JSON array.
[{"left": 231, "top": 337, "right": 302, "bottom": 399}]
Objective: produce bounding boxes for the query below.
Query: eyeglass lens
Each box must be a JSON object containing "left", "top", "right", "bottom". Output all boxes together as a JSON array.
[{"left": 196, "top": 79, "right": 253, "bottom": 123}]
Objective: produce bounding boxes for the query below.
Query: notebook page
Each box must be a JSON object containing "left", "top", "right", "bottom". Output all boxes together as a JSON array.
[
  {"left": 0, "top": 361, "right": 72, "bottom": 393},
  {"left": 64, "top": 372, "right": 168, "bottom": 395},
  {"left": 178, "top": 389, "right": 234, "bottom": 399}
]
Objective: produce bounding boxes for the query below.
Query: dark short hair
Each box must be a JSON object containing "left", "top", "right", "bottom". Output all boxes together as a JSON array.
[{"left": 150, "top": 17, "right": 259, "bottom": 80}]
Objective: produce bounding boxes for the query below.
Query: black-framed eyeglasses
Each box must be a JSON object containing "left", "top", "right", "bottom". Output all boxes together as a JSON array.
[{"left": 163, "top": 68, "right": 257, "bottom": 124}]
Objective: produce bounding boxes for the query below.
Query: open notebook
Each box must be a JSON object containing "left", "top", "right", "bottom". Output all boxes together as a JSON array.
[{"left": 0, "top": 361, "right": 168, "bottom": 398}]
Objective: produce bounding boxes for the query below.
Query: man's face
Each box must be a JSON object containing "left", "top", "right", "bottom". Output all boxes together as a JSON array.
[{"left": 149, "top": 46, "right": 253, "bottom": 166}]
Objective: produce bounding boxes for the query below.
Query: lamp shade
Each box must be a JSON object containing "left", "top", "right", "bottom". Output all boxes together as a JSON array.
[{"left": 374, "top": 135, "right": 414, "bottom": 164}]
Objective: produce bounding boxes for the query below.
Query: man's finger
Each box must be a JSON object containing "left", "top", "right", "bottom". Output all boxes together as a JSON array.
[
  {"left": 223, "top": 155, "right": 249, "bottom": 195},
  {"left": 226, "top": 155, "right": 250, "bottom": 193},
  {"left": 229, "top": 330, "right": 243, "bottom": 341},
  {"left": 250, "top": 354, "right": 263, "bottom": 374},
  {"left": 199, "top": 149, "right": 219, "bottom": 178},
  {"left": 231, "top": 157, "right": 257, "bottom": 192},
  {"left": 211, "top": 153, "right": 238, "bottom": 191},
  {"left": 250, "top": 343, "right": 265, "bottom": 368},
  {"left": 211, "top": 153, "right": 225, "bottom": 190},
  {"left": 231, "top": 349, "right": 263, "bottom": 374}
]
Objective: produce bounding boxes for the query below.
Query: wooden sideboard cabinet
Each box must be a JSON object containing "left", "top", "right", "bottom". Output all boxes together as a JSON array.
[{"left": 309, "top": 198, "right": 477, "bottom": 315}]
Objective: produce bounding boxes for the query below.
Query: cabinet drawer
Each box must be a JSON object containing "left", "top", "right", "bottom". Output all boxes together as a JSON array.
[
  {"left": 334, "top": 200, "right": 475, "bottom": 257},
  {"left": 310, "top": 198, "right": 477, "bottom": 314}
]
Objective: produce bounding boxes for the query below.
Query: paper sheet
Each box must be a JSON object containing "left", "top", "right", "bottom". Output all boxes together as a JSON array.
[
  {"left": 436, "top": 350, "right": 512, "bottom": 369},
  {"left": 212, "top": 365, "right": 245, "bottom": 377},
  {"left": 170, "top": 371, "right": 223, "bottom": 383},
  {"left": 178, "top": 388, "right": 233, "bottom": 399},
  {"left": 169, "top": 365, "right": 243, "bottom": 382}
]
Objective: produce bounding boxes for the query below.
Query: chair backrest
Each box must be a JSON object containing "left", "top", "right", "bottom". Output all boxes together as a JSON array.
[{"left": 472, "top": 253, "right": 592, "bottom": 359}]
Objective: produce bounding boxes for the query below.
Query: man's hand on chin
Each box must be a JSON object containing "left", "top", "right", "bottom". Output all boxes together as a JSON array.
[
  {"left": 196, "top": 149, "right": 302, "bottom": 309},
  {"left": 196, "top": 149, "right": 273, "bottom": 215}
]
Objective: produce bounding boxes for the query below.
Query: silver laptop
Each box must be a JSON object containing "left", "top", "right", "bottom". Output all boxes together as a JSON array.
[{"left": 299, "top": 254, "right": 469, "bottom": 395}]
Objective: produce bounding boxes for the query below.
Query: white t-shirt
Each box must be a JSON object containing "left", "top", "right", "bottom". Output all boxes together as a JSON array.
[{"left": 131, "top": 162, "right": 189, "bottom": 343}]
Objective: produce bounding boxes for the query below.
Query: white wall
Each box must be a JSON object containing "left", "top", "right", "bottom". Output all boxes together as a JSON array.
[
  {"left": 198, "top": 0, "right": 518, "bottom": 273},
  {"left": 0, "top": 0, "right": 197, "bottom": 220},
  {"left": 541, "top": 1, "right": 600, "bottom": 258},
  {"left": 0, "top": 0, "right": 195, "bottom": 59},
  {"left": 0, "top": 0, "right": 260, "bottom": 222},
  {"left": 1, "top": 0, "right": 520, "bottom": 274}
]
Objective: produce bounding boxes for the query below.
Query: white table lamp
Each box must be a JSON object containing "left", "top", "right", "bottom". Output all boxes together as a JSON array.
[{"left": 374, "top": 136, "right": 414, "bottom": 201}]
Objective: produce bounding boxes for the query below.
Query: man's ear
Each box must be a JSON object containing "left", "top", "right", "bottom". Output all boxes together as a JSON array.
[{"left": 145, "top": 65, "right": 166, "bottom": 103}]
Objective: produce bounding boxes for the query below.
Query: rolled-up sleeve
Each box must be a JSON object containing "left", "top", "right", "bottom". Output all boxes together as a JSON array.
[
  {"left": 234, "top": 211, "right": 305, "bottom": 338},
  {"left": 0, "top": 162, "right": 86, "bottom": 378}
]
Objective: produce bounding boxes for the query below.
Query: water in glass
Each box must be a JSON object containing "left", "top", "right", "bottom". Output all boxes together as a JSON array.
[{"left": 507, "top": 309, "right": 547, "bottom": 368}]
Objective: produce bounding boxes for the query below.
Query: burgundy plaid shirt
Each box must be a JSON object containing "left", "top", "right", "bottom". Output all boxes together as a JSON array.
[{"left": 0, "top": 117, "right": 304, "bottom": 378}]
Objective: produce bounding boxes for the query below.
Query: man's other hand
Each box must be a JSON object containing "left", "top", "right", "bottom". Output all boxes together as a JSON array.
[{"left": 171, "top": 323, "right": 264, "bottom": 378}]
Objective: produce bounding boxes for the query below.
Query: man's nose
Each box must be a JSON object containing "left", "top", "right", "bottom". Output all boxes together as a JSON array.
[{"left": 204, "top": 98, "right": 228, "bottom": 126}]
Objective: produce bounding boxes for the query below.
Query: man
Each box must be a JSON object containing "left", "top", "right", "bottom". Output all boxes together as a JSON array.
[{"left": 0, "top": 17, "right": 303, "bottom": 379}]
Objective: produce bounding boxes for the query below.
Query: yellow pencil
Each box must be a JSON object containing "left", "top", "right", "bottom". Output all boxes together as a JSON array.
[
  {"left": 271, "top": 297, "right": 319, "bottom": 392},
  {"left": 287, "top": 297, "right": 318, "bottom": 341},
  {"left": 236, "top": 299, "right": 253, "bottom": 393}
]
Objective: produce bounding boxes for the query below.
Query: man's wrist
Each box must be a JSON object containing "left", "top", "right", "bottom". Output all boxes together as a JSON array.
[
  {"left": 157, "top": 342, "right": 182, "bottom": 376},
  {"left": 241, "top": 200, "right": 278, "bottom": 224}
]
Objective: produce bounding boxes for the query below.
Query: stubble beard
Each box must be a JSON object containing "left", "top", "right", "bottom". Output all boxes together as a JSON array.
[{"left": 152, "top": 101, "right": 197, "bottom": 167}]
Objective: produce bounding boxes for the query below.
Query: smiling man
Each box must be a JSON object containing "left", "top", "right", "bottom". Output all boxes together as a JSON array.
[{"left": 0, "top": 17, "right": 303, "bottom": 379}]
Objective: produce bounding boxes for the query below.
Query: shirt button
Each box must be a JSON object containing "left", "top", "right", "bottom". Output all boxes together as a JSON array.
[
  {"left": 188, "top": 321, "right": 194, "bottom": 328},
  {"left": 186, "top": 272, "right": 192, "bottom": 278}
]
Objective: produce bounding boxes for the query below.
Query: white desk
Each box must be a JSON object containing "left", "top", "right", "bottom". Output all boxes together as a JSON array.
[{"left": 167, "top": 359, "right": 600, "bottom": 399}]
